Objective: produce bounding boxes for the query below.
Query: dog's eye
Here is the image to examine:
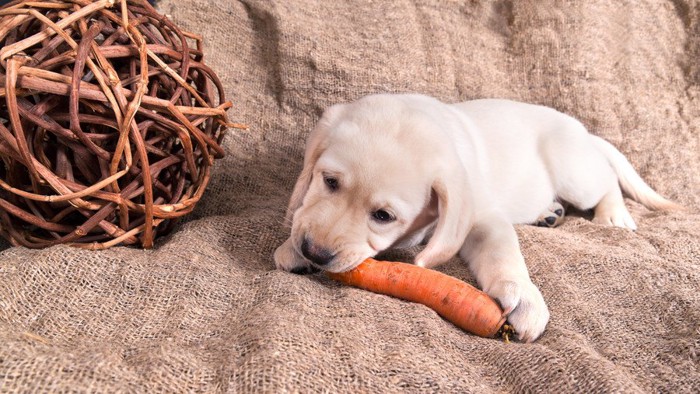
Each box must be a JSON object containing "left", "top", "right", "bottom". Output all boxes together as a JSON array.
[
  {"left": 372, "top": 209, "right": 395, "bottom": 223},
  {"left": 324, "top": 175, "right": 339, "bottom": 191}
]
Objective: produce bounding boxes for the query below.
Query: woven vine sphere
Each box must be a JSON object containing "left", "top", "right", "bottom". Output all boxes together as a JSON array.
[{"left": 0, "top": 0, "right": 238, "bottom": 249}]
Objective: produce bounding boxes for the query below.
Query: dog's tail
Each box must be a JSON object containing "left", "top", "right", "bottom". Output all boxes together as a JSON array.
[{"left": 591, "top": 135, "right": 681, "bottom": 211}]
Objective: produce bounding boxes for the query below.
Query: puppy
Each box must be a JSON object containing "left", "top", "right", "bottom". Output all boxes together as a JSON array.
[{"left": 274, "top": 94, "right": 678, "bottom": 342}]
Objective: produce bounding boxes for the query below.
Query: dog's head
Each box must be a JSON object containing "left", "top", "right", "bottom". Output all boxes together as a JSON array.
[{"left": 284, "top": 94, "right": 475, "bottom": 273}]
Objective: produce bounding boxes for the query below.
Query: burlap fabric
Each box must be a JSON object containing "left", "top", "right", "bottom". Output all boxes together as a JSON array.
[{"left": 1, "top": 0, "right": 699, "bottom": 392}]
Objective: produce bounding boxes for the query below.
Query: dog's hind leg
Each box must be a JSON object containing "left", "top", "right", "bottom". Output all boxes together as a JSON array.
[
  {"left": 541, "top": 134, "right": 637, "bottom": 230},
  {"left": 534, "top": 200, "right": 566, "bottom": 228},
  {"left": 591, "top": 184, "right": 637, "bottom": 230}
]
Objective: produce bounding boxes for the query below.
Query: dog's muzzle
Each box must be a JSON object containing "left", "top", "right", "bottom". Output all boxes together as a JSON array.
[{"left": 301, "top": 238, "right": 335, "bottom": 266}]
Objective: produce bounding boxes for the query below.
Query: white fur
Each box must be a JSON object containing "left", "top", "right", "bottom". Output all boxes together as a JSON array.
[{"left": 274, "top": 94, "right": 678, "bottom": 342}]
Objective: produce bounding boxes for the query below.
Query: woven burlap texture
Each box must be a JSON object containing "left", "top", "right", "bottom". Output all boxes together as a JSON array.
[{"left": 1, "top": 0, "right": 699, "bottom": 392}]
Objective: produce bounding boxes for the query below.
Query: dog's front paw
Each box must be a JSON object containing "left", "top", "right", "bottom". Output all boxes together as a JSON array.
[
  {"left": 486, "top": 278, "right": 550, "bottom": 343},
  {"left": 274, "top": 237, "right": 319, "bottom": 274}
]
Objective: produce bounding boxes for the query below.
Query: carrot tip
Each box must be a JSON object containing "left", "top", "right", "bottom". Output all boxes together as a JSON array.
[{"left": 497, "top": 323, "right": 517, "bottom": 343}]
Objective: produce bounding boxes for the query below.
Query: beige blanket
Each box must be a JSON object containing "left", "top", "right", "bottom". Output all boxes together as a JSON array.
[{"left": 2, "top": 0, "right": 699, "bottom": 392}]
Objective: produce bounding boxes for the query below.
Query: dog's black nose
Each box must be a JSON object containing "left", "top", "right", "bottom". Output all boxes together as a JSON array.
[{"left": 300, "top": 238, "right": 335, "bottom": 266}]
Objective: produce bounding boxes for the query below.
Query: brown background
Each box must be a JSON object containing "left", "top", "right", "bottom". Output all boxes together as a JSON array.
[{"left": 1, "top": 0, "right": 699, "bottom": 392}]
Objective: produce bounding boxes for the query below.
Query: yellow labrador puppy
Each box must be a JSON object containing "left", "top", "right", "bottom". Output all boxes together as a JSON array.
[{"left": 274, "top": 93, "right": 678, "bottom": 342}]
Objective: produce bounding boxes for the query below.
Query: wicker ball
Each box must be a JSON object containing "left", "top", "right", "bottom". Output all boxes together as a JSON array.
[{"left": 0, "top": 0, "right": 239, "bottom": 249}]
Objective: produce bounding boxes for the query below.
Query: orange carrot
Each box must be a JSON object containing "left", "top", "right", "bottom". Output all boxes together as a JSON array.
[{"left": 327, "top": 258, "right": 507, "bottom": 338}]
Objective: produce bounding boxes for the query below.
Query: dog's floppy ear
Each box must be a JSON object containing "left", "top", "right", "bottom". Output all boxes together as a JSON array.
[
  {"left": 415, "top": 166, "right": 474, "bottom": 268},
  {"left": 285, "top": 104, "right": 345, "bottom": 225}
]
